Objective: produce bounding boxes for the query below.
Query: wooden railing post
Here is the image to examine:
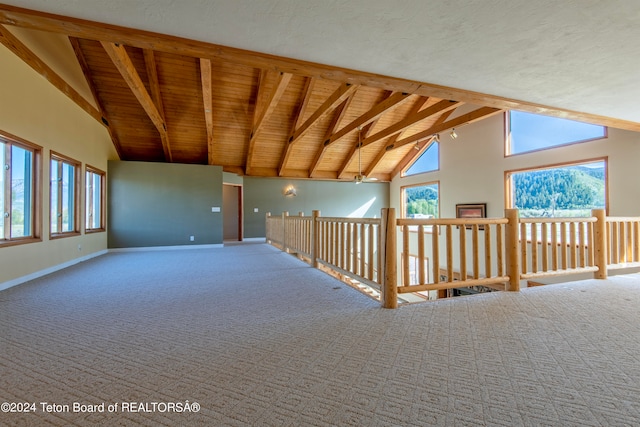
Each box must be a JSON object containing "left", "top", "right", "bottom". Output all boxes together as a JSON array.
[
  {"left": 265, "top": 212, "right": 271, "bottom": 243},
  {"left": 504, "top": 208, "right": 520, "bottom": 291},
  {"left": 592, "top": 209, "right": 608, "bottom": 279},
  {"left": 312, "top": 210, "right": 320, "bottom": 268},
  {"left": 380, "top": 208, "right": 398, "bottom": 308},
  {"left": 282, "top": 211, "right": 289, "bottom": 253}
]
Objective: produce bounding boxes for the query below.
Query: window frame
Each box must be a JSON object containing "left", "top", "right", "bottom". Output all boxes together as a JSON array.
[
  {"left": 504, "top": 157, "right": 609, "bottom": 215},
  {"left": 505, "top": 111, "right": 608, "bottom": 157},
  {"left": 0, "top": 131, "right": 42, "bottom": 247},
  {"left": 85, "top": 165, "right": 106, "bottom": 233},
  {"left": 50, "top": 151, "right": 81, "bottom": 239},
  {"left": 401, "top": 180, "right": 440, "bottom": 221}
]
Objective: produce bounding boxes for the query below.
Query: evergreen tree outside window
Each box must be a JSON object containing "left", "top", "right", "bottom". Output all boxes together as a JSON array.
[
  {"left": 506, "top": 159, "right": 606, "bottom": 218},
  {"left": 402, "top": 182, "right": 439, "bottom": 219}
]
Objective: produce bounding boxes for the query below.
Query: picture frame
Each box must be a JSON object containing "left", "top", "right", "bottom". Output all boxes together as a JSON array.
[{"left": 456, "top": 203, "right": 487, "bottom": 229}]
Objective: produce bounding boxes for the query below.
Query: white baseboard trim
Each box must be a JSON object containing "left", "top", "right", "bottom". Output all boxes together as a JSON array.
[
  {"left": 108, "top": 243, "right": 224, "bottom": 253},
  {"left": 0, "top": 250, "right": 108, "bottom": 292}
]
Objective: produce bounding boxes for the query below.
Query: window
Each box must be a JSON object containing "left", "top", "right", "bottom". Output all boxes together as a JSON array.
[
  {"left": 402, "top": 182, "right": 440, "bottom": 219},
  {"left": 85, "top": 166, "right": 105, "bottom": 232},
  {"left": 507, "top": 111, "right": 606, "bottom": 155},
  {"left": 506, "top": 159, "right": 607, "bottom": 218},
  {"left": 1, "top": 133, "right": 42, "bottom": 245},
  {"left": 404, "top": 140, "right": 439, "bottom": 176},
  {"left": 50, "top": 152, "right": 80, "bottom": 236}
]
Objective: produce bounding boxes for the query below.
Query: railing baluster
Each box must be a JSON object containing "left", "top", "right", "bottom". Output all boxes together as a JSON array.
[
  {"left": 432, "top": 225, "right": 440, "bottom": 284},
  {"left": 634, "top": 222, "right": 640, "bottom": 263},
  {"left": 560, "top": 222, "right": 567, "bottom": 270},
  {"left": 418, "top": 225, "right": 425, "bottom": 285},
  {"left": 484, "top": 224, "right": 492, "bottom": 279},
  {"left": 520, "top": 222, "right": 527, "bottom": 274},
  {"left": 570, "top": 222, "right": 577, "bottom": 269},
  {"left": 368, "top": 223, "right": 374, "bottom": 280},
  {"left": 551, "top": 222, "right": 558, "bottom": 271},
  {"left": 531, "top": 222, "right": 538, "bottom": 273},
  {"left": 496, "top": 223, "right": 503, "bottom": 277},
  {"left": 541, "top": 222, "right": 548, "bottom": 272},
  {"left": 446, "top": 225, "right": 453, "bottom": 282},
  {"left": 472, "top": 224, "right": 479, "bottom": 280},
  {"left": 402, "top": 225, "right": 410, "bottom": 286},
  {"left": 578, "top": 221, "right": 586, "bottom": 268}
]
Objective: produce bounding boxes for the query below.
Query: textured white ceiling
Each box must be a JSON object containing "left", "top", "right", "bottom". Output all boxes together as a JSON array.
[{"left": 4, "top": 0, "right": 640, "bottom": 125}]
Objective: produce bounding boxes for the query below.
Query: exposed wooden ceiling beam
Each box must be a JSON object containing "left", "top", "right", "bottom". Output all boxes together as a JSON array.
[
  {"left": 0, "top": 5, "right": 635, "bottom": 131},
  {"left": 0, "top": 24, "right": 104, "bottom": 125},
  {"left": 389, "top": 107, "right": 503, "bottom": 151},
  {"left": 309, "top": 95, "right": 353, "bottom": 178},
  {"left": 68, "top": 36, "right": 123, "bottom": 158},
  {"left": 291, "top": 82, "right": 359, "bottom": 145},
  {"left": 143, "top": 48, "right": 172, "bottom": 162},
  {"left": 291, "top": 77, "right": 314, "bottom": 132},
  {"left": 362, "top": 100, "right": 461, "bottom": 148},
  {"left": 279, "top": 82, "right": 359, "bottom": 175},
  {"left": 323, "top": 91, "right": 412, "bottom": 149},
  {"left": 364, "top": 96, "right": 429, "bottom": 177},
  {"left": 199, "top": 58, "right": 215, "bottom": 165},
  {"left": 101, "top": 41, "right": 170, "bottom": 154},
  {"left": 246, "top": 70, "right": 292, "bottom": 175}
]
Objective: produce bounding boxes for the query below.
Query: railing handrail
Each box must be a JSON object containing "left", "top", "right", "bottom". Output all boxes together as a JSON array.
[
  {"left": 398, "top": 217, "right": 508, "bottom": 226},
  {"left": 317, "top": 217, "right": 381, "bottom": 224},
  {"left": 520, "top": 216, "right": 597, "bottom": 224}
]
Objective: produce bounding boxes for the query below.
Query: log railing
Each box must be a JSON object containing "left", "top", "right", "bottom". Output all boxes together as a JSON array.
[
  {"left": 518, "top": 216, "right": 599, "bottom": 279},
  {"left": 396, "top": 217, "right": 510, "bottom": 295},
  {"left": 266, "top": 208, "right": 640, "bottom": 308},
  {"left": 315, "top": 216, "right": 381, "bottom": 287},
  {"left": 606, "top": 216, "right": 640, "bottom": 269}
]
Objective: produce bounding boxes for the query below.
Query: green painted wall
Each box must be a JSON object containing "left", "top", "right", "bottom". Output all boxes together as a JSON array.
[
  {"left": 243, "top": 177, "right": 390, "bottom": 238},
  {"left": 108, "top": 161, "right": 223, "bottom": 248}
]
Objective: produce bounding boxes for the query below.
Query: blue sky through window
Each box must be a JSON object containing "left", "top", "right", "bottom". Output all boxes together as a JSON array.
[
  {"left": 509, "top": 111, "right": 605, "bottom": 155},
  {"left": 405, "top": 141, "right": 439, "bottom": 176}
]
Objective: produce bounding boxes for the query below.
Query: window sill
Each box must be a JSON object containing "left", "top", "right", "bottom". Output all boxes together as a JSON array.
[
  {"left": 85, "top": 228, "right": 106, "bottom": 234},
  {"left": 50, "top": 232, "right": 81, "bottom": 240},
  {"left": 0, "top": 237, "right": 42, "bottom": 248}
]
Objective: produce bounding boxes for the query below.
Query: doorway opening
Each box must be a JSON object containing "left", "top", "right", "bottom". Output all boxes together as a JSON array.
[{"left": 223, "top": 184, "right": 243, "bottom": 241}]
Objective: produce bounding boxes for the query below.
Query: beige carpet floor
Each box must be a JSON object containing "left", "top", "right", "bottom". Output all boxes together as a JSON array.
[{"left": 1, "top": 243, "right": 640, "bottom": 426}]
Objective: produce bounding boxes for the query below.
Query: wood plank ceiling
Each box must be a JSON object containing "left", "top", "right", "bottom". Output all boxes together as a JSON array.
[{"left": 0, "top": 5, "right": 531, "bottom": 181}]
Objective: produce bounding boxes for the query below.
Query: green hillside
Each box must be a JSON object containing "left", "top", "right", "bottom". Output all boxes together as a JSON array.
[{"left": 513, "top": 165, "right": 605, "bottom": 214}]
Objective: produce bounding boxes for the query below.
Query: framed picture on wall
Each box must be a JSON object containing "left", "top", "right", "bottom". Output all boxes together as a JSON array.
[{"left": 456, "top": 203, "right": 487, "bottom": 229}]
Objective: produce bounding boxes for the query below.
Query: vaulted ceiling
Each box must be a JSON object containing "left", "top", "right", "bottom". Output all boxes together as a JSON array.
[{"left": 1, "top": 2, "right": 638, "bottom": 182}]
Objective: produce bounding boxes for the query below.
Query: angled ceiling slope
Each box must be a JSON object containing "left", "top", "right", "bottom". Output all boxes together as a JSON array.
[{"left": 0, "top": 4, "right": 638, "bottom": 182}]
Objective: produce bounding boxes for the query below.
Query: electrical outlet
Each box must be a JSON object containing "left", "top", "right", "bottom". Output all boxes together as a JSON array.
[
  {"left": 254, "top": 207, "right": 259, "bottom": 213},
  {"left": 190, "top": 236, "right": 195, "bottom": 241}
]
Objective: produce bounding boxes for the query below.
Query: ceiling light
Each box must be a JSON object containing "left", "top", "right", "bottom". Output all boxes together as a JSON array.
[{"left": 450, "top": 128, "right": 458, "bottom": 139}]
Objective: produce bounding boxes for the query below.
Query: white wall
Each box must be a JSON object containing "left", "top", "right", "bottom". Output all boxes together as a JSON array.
[
  {"left": 391, "top": 113, "right": 640, "bottom": 218},
  {"left": 0, "top": 42, "right": 118, "bottom": 288}
]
